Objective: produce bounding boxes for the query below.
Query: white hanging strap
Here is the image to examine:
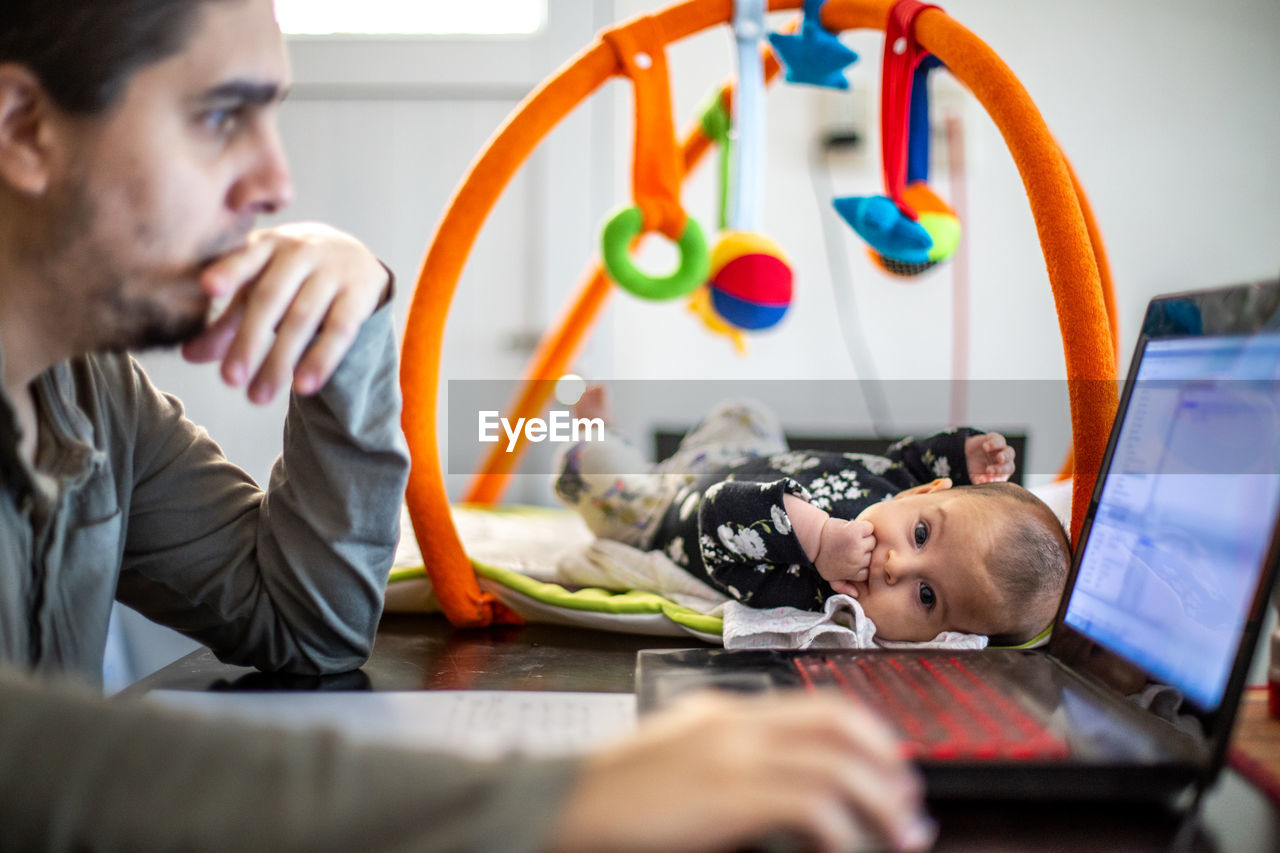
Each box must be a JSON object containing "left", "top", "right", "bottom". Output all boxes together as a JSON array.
[{"left": 730, "top": 0, "right": 767, "bottom": 233}]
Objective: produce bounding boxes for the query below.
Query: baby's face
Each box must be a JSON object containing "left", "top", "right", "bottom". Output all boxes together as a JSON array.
[{"left": 851, "top": 489, "right": 1007, "bottom": 642}]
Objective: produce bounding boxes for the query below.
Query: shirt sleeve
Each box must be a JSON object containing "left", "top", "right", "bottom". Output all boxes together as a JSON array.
[
  {"left": 695, "top": 478, "right": 831, "bottom": 610},
  {"left": 0, "top": 666, "right": 577, "bottom": 853},
  {"left": 882, "top": 428, "right": 981, "bottom": 488},
  {"left": 114, "top": 301, "right": 410, "bottom": 675}
]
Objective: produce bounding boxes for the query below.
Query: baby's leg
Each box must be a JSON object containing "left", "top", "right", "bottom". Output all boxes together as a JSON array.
[
  {"left": 659, "top": 398, "right": 788, "bottom": 476},
  {"left": 553, "top": 429, "right": 669, "bottom": 547}
]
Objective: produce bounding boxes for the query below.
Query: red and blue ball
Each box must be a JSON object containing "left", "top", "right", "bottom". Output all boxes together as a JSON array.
[{"left": 707, "top": 232, "right": 793, "bottom": 330}]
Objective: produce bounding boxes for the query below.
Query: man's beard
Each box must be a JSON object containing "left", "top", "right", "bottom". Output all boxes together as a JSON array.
[
  {"left": 96, "top": 281, "right": 211, "bottom": 354},
  {"left": 33, "top": 175, "right": 242, "bottom": 355}
]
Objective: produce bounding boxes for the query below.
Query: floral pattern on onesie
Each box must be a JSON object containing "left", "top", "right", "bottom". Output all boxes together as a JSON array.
[{"left": 643, "top": 430, "right": 980, "bottom": 610}]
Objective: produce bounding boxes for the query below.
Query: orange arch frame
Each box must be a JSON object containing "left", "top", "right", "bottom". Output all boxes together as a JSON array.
[{"left": 400, "top": 0, "right": 1120, "bottom": 628}]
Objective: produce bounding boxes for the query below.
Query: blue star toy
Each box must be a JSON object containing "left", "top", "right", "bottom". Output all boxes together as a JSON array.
[{"left": 767, "top": 0, "right": 859, "bottom": 89}]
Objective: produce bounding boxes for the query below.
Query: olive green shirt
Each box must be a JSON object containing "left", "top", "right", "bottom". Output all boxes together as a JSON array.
[
  {"left": 0, "top": 304, "right": 410, "bottom": 680},
  {"left": 0, "top": 305, "right": 579, "bottom": 851}
]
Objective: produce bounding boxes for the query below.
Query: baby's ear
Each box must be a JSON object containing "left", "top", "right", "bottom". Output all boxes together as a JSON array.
[{"left": 893, "top": 478, "right": 953, "bottom": 499}]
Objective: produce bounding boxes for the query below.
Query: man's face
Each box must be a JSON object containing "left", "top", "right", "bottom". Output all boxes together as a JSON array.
[
  {"left": 851, "top": 489, "right": 1008, "bottom": 642},
  {"left": 32, "top": 0, "right": 292, "bottom": 353}
]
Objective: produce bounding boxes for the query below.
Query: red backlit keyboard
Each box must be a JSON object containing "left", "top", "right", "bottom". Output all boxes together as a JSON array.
[{"left": 794, "top": 654, "right": 1071, "bottom": 761}]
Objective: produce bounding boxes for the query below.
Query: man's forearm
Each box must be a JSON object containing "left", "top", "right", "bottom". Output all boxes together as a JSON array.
[
  {"left": 0, "top": 667, "right": 577, "bottom": 852},
  {"left": 119, "top": 302, "right": 410, "bottom": 676},
  {"left": 259, "top": 301, "right": 410, "bottom": 671}
]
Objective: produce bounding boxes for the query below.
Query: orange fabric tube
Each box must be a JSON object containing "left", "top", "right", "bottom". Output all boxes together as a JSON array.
[
  {"left": 1063, "top": 152, "right": 1120, "bottom": 366},
  {"left": 603, "top": 16, "right": 688, "bottom": 239},
  {"left": 1055, "top": 151, "right": 1121, "bottom": 482}
]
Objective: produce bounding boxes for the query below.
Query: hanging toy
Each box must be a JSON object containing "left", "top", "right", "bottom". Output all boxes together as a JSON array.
[
  {"left": 834, "top": 1, "right": 960, "bottom": 277},
  {"left": 870, "top": 179, "right": 960, "bottom": 276},
  {"left": 599, "top": 17, "right": 708, "bottom": 300},
  {"left": 688, "top": 0, "right": 793, "bottom": 349},
  {"left": 767, "top": 0, "right": 859, "bottom": 89},
  {"left": 708, "top": 231, "right": 792, "bottom": 329}
]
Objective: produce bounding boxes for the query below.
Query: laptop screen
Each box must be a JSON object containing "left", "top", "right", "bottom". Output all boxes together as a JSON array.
[{"left": 1063, "top": 332, "right": 1280, "bottom": 710}]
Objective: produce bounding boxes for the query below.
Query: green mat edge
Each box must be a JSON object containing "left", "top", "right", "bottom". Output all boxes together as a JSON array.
[{"left": 387, "top": 561, "right": 724, "bottom": 636}]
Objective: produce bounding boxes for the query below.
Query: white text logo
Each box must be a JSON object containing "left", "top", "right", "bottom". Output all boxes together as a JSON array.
[{"left": 478, "top": 410, "right": 605, "bottom": 452}]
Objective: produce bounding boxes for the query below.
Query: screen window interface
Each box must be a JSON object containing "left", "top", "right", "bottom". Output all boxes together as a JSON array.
[{"left": 1064, "top": 334, "right": 1280, "bottom": 710}]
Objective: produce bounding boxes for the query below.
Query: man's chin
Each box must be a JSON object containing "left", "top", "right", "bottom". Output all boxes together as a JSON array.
[
  {"left": 101, "top": 289, "right": 212, "bottom": 354},
  {"left": 133, "top": 311, "right": 211, "bottom": 352}
]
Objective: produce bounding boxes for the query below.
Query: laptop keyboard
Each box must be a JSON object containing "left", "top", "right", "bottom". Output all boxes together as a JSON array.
[{"left": 794, "top": 654, "right": 1071, "bottom": 761}]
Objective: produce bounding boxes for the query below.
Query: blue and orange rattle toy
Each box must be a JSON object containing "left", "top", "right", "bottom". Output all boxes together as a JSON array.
[{"left": 831, "top": 1, "right": 961, "bottom": 277}]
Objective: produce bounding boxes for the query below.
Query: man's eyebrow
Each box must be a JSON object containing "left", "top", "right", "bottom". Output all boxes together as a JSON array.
[{"left": 197, "top": 79, "right": 290, "bottom": 106}]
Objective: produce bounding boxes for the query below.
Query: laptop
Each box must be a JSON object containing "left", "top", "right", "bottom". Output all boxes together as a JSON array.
[{"left": 637, "top": 280, "right": 1280, "bottom": 800}]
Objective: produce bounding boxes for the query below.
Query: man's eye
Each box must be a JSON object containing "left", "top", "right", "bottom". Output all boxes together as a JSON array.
[
  {"left": 918, "top": 583, "right": 936, "bottom": 609},
  {"left": 201, "top": 108, "right": 241, "bottom": 135},
  {"left": 913, "top": 521, "right": 928, "bottom": 547}
]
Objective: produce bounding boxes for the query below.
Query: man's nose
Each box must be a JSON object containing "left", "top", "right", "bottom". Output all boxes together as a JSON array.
[{"left": 228, "top": 125, "right": 294, "bottom": 215}]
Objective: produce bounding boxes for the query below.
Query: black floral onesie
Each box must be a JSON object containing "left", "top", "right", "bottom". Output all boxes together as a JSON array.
[{"left": 641, "top": 430, "right": 980, "bottom": 610}]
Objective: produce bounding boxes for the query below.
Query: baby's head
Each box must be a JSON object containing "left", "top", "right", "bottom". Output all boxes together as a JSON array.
[{"left": 850, "top": 479, "right": 1071, "bottom": 645}]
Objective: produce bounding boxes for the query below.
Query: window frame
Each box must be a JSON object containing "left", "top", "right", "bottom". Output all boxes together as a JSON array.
[
  {"left": 284, "top": 0, "right": 596, "bottom": 95},
  {"left": 275, "top": 0, "right": 547, "bottom": 38}
]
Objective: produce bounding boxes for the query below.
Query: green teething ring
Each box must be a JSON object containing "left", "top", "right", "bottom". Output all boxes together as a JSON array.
[{"left": 601, "top": 206, "right": 709, "bottom": 300}]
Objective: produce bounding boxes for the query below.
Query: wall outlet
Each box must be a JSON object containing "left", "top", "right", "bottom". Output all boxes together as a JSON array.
[
  {"left": 813, "top": 71, "right": 971, "bottom": 175},
  {"left": 815, "top": 84, "right": 872, "bottom": 157}
]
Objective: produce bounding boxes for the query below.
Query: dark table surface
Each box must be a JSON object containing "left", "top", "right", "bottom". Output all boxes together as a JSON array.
[{"left": 133, "top": 613, "right": 1280, "bottom": 852}]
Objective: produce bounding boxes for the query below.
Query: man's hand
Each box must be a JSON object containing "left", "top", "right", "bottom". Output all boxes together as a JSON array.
[
  {"left": 546, "top": 691, "right": 935, "bottom": 853},
  {"left": 964, "top": 432, "right": 1015, "bottom": 484},
  {"left": 181, "top": 223, "right": 391, "bottom": 404},
  {"left": 814, "top": 517, "right": 875, "bottom": 596}
]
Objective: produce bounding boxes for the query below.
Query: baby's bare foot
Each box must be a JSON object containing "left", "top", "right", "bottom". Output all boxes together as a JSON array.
[{"left": 573, "top": 385, "right": 612, "bottom": 425}]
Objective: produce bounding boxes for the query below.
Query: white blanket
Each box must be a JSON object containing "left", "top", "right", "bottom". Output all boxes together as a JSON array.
[
  {"left": 723, "top": 595, "right": 987, "bottom": 651},
  {"left": 555, "top": 539, "right": 988, "bottom": 650},
  {"left": 556, "top": 539, "right": 729, "bottom": 613}
]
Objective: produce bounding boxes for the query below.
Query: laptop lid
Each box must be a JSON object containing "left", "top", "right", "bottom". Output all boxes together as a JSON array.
[{"left": 1050, "top": 280, "right": 1280, "bottom": 769}]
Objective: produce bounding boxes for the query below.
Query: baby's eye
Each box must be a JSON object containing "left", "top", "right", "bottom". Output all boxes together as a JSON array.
[
  {"left": 918, "top": 583, "right": 936, "bottom": 609},
  {"left": 912, "top": 521, "right": 929, "bottom": 548}
]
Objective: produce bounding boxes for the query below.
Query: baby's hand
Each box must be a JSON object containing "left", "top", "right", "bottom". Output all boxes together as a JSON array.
[
  {"left": 814, "top": 518, "right": 875, "bottom": 595},
  {"left": 965, "top": 432, "right": 1015, "bottom": 484}
]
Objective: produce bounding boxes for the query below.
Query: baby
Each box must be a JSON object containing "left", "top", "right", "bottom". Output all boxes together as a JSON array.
[{"left": 554, "top": 389, "right": 1071, "bottom": 646}]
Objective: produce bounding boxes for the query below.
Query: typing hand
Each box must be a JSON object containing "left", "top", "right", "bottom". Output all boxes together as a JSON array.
[
  {"left": 965, "top": 432, "right": 1015, "bottom": 484},
  {"left": 547, "top": 691, "right": 935, "bottom": 853},
  {"left": 181, "top": 223, "right": 391, "bottom": 404},
  {"left": 814, "top": 517, "right": 875, "bottom": 596}
]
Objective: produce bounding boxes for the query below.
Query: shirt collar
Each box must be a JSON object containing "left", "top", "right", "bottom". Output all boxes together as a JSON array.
[{"left": 0, "top": 331, "right": 104, "bottom": 494}]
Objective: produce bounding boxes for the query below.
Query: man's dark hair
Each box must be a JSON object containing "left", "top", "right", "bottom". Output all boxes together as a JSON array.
[
  {"left": 951, "top": 482, "right": 1072, "bottom": 647},
  {"left": 0, "top": 0, "right": 227, "bottom": 114}
]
